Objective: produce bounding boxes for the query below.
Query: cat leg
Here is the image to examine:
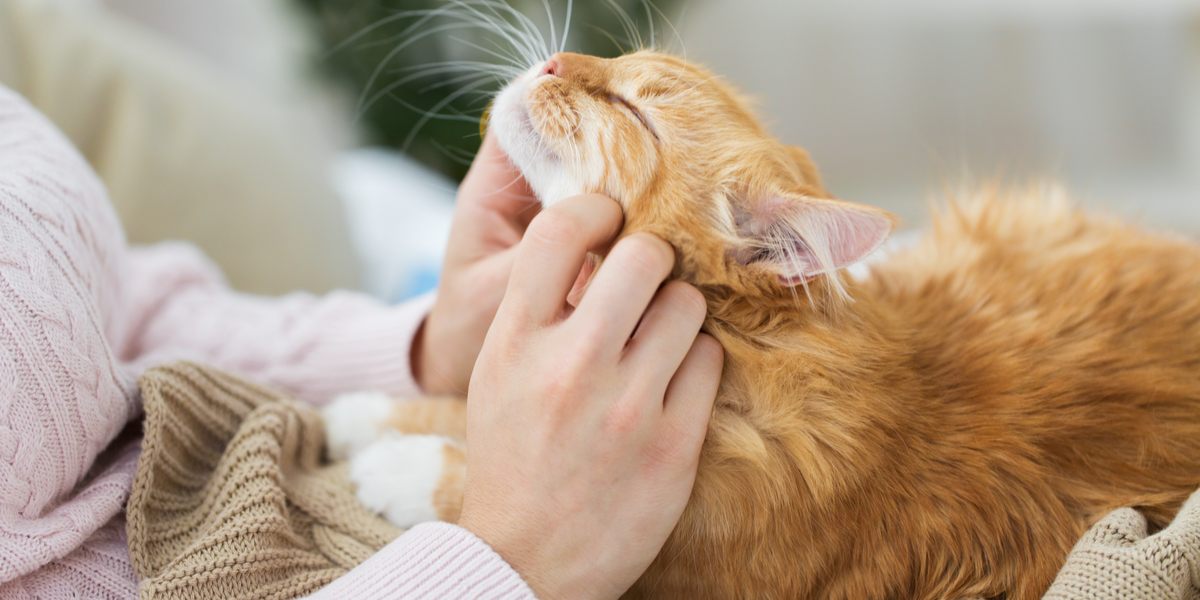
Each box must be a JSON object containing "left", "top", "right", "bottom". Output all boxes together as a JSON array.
[
  {"left": 321, "top": 391, "right": 399, "bottom": 461},
  {"left": 322, "top": 394, "right": 467, "bottom": 460},
  {"left": 382, "top": 397, "right": 467, "bottom": 440},
  {"left": 350, "top": 434, "right": 466, "bottom": 527},
  {"left": 324, "top": 397, "right": 468, "bottom": 528}
]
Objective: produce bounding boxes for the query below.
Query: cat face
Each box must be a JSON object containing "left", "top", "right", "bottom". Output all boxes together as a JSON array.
[{"left": 491, "top": 50, "right": 894, "bottom": 299}]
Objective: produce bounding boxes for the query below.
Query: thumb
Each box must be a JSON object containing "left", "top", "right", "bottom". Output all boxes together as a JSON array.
[{"left": 459, "top": 133, "right": 539, "bottom": 226}]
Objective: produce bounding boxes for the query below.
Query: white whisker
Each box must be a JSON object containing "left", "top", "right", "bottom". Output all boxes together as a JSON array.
[
  {"left": 603, "top": 0, "right": 644, "bottom": 51},
  {"left": 450, "top": 36, "right": 530, "bottom": 73},
  {"left": 641, "top": 0, "right": 656, "bottom": 49},
  {"left": 538, "top": 0, "right": 558, "bottom": 59},
  {"left": 357, "top": 62, "right": 499, "bottom": 121},
  {"left": 325, "top": 8, "right": 452, "bottom": 58},
  {"left": 418, "top": 70, "right": 508, "bottom": 95},
  {"left": 646, "top": 0, "right": 685, "bottom": 57},
  {"left": 398, "top": 59, "right": 521, "bottom": 77},
  {"left": 431, "top": 139, "right": 480, "bottom": 166},
  {"left": 560, "top": 0, "right": 574, "bottom": 53},
  {"left": 457, "top": 0, "right": 548, "bottom": 65},
  {"left": 356, "top": 20, "right": 492, "bottom": 114},
  {"left": 588, "top": 24, "right": 628, "bottom": 55},
  {"left": 449, "top": 1, "right": 541, "bottom": 66},
  {"left": 385, "top": 92, "right": 488, "bottom": 124},
  {"left": 403, "top": 77, "right": 497, "bottom": 151}
]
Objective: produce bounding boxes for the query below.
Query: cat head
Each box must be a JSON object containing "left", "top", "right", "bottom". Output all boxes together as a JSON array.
[{"left": 490, "top": 50, "right": 894, "bottom": 301}]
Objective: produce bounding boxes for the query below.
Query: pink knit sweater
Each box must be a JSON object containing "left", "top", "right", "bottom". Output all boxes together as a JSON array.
[{"left": 0, "top": 86, "right": 534, "bottom": 599}]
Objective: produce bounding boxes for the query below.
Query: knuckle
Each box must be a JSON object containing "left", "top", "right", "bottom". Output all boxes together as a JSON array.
[
  {"left": 665, "top": 282, "right": 708, "bottom": 321},
  {"left": 572, "top": 192, "right": 620, "bottom": 210},
  {"left": 616, "top": 233, "right": 674, "bottom": 278},
  {"left": 541, "top": 348, "right": 597, "bottom": 398},
  {"left": 568, "top": 321, "right": 609, "bottom": 360},
  {"left": 539, "top": 375, "right": 582, "bottom": 416},
  {"left": 644, "top": 433, "right": 689, "bottom": 469},
  {"left": 562, "top": 352, "right": 596, "bottom": 383},
  {"left": 604, "top": 401, "right": 645, "bottom": 436},
  {"left": 659, "top": 419, "right": 693, "bottom": 447},
  {"left": 527, "top": 208, "right": 585, "bottom": 247},
  {"left": 494, "top": 299, "right": 536, "bottom": 331},
  {"left": 693, "top": 333, "right": 725, "bottom": 363}
]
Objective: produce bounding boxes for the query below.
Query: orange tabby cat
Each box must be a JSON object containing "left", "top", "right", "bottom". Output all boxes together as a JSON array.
[{"left": 323, "top": 50, "right": 1200, "bottom": 598}]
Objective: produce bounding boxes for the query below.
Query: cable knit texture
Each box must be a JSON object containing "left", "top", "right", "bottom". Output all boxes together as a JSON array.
[
  {"left": 127, "top": 362, "right": 533, "bottom": 600},
  {"left": 1045, "top": 489, "right": 1200, "bottom": 599},
  {"left": 0, "top": 85, "right": 533, "bottom": 598}
]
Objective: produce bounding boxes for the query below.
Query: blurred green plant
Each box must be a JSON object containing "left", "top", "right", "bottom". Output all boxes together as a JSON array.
[{"left": 293, "top": 0, "right": 680, "bottom": 180}]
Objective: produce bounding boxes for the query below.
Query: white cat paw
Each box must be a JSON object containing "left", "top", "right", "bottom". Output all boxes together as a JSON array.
[
  {"left": 321, "top": 392, "right": 395, "bottom": 461},
  {"left": 349, "top": 434, "right": 450, "bottom": 528}
]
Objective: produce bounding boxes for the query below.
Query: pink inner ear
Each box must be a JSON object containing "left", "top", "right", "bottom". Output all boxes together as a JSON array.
[
  {"left": 738, "top": 196, "right": 892, "bottom": 285},
  {"left": 813, "top": 205, "right": 893, "bottom": 268}
]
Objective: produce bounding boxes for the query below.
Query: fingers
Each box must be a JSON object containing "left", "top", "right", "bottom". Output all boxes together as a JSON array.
[
  {"left": 458, "top": 133, "right": 541, "bottom": 228},
  {"left": 661, "top": 334, "right": 724, "bottom": 450},
  {"left": 503, "top": 195, "right": 623, "bottom": 324},
  {"left": 573, "top": 233, "right": 676, "bottom": 347},
  {"left": 623, "top": 281, "right": 708, "bottom": 383},
  {"left": 460, "top": 133, "right": 531, "bottom": 204},
  {"left": 566, "top": 253, "right": 601, "bottom": 308}
]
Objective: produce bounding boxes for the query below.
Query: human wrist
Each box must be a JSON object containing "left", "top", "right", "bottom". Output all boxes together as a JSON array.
[
  {"left": 412, "top": 304, "right": 472, "bottom": 396},
  {"left": 459, "top": 509, "right": 562, "bottom": 600},
  {"left": 412, "top": 312, "right": 455, "bottom": 395},
  {"left": 410, "top": 316, "right": 432, "bottom": 392}
]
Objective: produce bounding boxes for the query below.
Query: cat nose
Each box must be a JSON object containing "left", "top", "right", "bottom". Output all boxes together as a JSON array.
[{"left": 540, "top": 57, "right": 561, "bottom": 77}]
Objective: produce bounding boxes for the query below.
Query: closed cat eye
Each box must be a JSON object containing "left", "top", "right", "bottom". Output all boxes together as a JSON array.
[{"left": 607, "top": 93, "right": 658, "bottom": 140}]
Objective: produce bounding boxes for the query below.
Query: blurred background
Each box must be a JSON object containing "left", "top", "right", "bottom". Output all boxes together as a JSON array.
[{"left": 2, "top": 0, "right": 1197, "bottom": 301}]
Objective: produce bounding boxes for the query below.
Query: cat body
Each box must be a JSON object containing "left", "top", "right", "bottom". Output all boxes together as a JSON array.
[
  {"left": 324, "top": 49, "right": 1200, "bottom": 598},
  {"left": 632, "top": 189, "right": 1200, "bottom": 598}
]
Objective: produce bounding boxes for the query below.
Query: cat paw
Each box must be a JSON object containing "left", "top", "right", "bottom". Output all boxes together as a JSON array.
[
  {"left": 349, "top": 434, "right": 451, "bottom": 528},
  {"left": 321, "top": 392, "right": 395, "bottom": 461}
]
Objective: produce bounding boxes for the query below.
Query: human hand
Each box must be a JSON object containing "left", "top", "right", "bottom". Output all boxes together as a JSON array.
[
  {"left": 456, "top": 194, "right": 725, "bottom": 600},
  {"left": 413, "top": 133, "right": 540, "bottom": 395}
]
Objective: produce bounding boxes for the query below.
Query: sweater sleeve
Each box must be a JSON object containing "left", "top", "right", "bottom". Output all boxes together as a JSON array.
[
  {"left": 116, "top": 241, "right": 434, "bottom": 405},
  {"left": 309, "top": 523, "right": 537, "bottom": 600}
]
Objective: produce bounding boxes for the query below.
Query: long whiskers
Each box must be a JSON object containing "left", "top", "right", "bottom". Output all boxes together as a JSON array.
[
  {"left": 602, "top": 0, "right": 645, "bottom": 51},
  {"left": 560, "top": 0, "right": 574, "bottom": 53},
  {"left": 645, "top": 0, "right": 686, "bottom": 57},
  {"left": 403, "top": 77, "right": 499, "bottom": 150},
  {"left": 328, "top": 0, "right": 689, "bottom": 179},
  {"left": 332, "top": 0, "right": 559, "bottom": 127}
]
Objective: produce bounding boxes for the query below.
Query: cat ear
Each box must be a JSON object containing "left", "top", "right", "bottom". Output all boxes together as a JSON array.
[{"left": 733, "top": 194, "right": 894, "bottom": 286}]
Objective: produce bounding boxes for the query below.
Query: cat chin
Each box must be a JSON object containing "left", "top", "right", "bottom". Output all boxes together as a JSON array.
[
  {"left": 492, "top": 71, "right": 588, "bottom": 207},
  {"left": 492, "top": 114, "right": 583, "bottom": 207},
  {"left": 491, "top": 72, "right": 541, "bottom": 157}
]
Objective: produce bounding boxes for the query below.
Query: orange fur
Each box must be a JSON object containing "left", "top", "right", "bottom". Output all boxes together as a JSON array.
[
  {"left": 383, "top": 398, "right": 467, "bottom": 439},
  {"left": 388, "top": 50, "right": 1200, "bottom": 598}
]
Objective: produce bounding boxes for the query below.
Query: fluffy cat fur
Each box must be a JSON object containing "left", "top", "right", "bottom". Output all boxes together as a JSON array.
[{"left": 324, "top": 50, "right": 1200, "bottom": 599}]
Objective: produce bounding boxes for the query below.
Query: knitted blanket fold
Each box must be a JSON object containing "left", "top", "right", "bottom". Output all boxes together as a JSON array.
[
  {"left": 1045, "top": 488, "right": 1200, "bottom": 599},
  {"left": 126, "top": 363, "right": 401, "bottom": 600}
]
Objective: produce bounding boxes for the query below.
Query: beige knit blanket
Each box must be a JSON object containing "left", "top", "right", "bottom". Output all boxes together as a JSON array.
[
  {"left": 126, "top": 363, "right": 401, "bottom": 599},
  {"left": 1044, "top": 491, "right": 1200, "bottom": 599},
  {"left": 126, "top": 362, "right": 1200, "bottom": 599}
]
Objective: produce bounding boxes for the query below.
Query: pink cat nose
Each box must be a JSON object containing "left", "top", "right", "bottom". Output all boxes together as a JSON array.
[{"left": 541, "top": 58, "right": 561, "bottom": 77}]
